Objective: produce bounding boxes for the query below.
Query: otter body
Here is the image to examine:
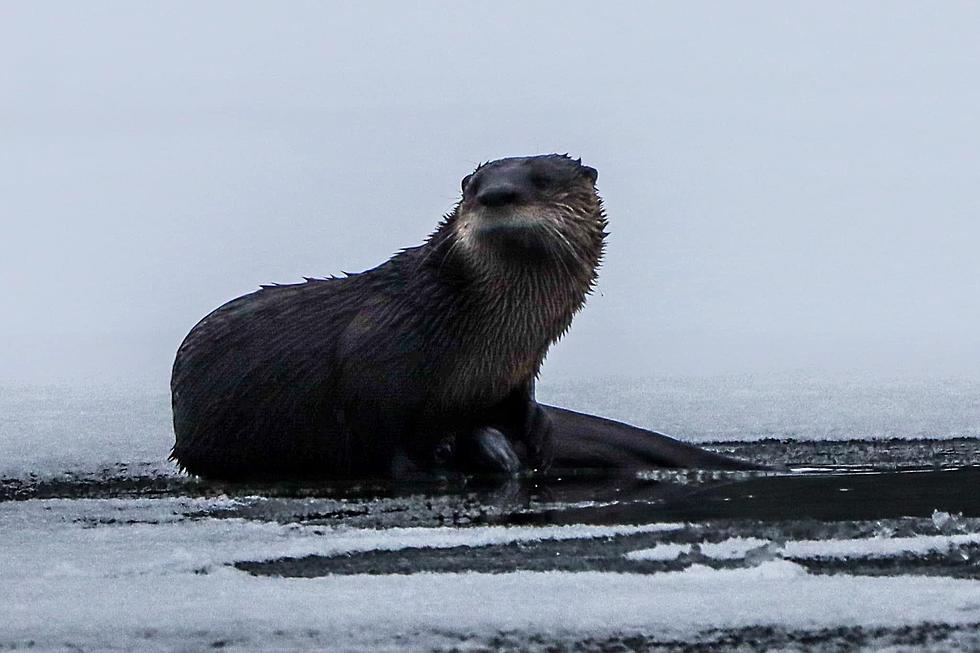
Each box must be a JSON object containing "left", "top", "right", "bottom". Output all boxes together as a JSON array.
[{"left": 172, "top": 155, "right": 758, "bottom": 480}]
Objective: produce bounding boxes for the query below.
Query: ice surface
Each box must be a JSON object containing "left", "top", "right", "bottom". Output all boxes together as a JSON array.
[
  {"left": 4, "top": 498, "right": 980, "bottom": 651},
  {"left": 4, "top": 374, "right": 980, "bottom": 478},
  {"left": 783, "top": 533, "right": 980, "bottom": 559},
  {"left": 540, "top": 373, "right": 980, "bottom": 442},
  {"left": 0, "top": 384, "right": 174, "bottom": 477}
]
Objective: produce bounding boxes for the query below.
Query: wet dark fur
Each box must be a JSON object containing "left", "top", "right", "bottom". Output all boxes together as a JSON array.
[{"left": 171, "top": 155, "right": 760, "bottom": 480}]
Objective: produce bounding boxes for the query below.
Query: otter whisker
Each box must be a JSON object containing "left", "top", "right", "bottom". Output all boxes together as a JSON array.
[
  {"left": 436, "top": 233, "right": 466, "bottom": 278},
  {"left": 544, "top": 220, "right": 580, "bottom": 263},
  {"left": 541, "top": 223, "right": 578, "bottom": 283}
]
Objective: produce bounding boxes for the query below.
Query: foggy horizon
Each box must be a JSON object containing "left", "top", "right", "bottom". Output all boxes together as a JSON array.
[{"left": 3, "top": 1, "right": 979, "bottom": 388}]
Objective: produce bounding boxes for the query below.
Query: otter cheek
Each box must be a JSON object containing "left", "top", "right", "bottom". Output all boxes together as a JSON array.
[{"left": 455, "top": 218, "right": 473, "bottom": 248}]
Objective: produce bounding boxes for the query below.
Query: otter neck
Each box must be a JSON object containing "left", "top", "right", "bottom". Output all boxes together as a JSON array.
[
  {"left": 462, "top": 248, "right": 590, "bottom": 343},
  {"left": 422, "top": 227, "right": 596, "bottom": 406}
]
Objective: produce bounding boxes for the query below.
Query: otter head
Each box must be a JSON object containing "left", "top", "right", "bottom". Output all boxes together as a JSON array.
[{"left": 452, "top": 155, "right": 606, "bottom": 279}]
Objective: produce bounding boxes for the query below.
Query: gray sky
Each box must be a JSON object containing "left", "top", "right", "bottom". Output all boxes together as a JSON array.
[{"left": 2, "top": 1, "right": 979, "bottom": 388}]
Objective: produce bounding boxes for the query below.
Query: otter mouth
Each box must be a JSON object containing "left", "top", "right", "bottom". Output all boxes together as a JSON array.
[
  {"left": 464, "top": 207, "right": 558, "bottom": 255},
  {"left": 474, "top": 214, "right": 540, "bottom": 235}
]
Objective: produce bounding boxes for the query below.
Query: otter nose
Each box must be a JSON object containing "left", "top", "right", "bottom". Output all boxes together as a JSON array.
[{"left": 476, "top": 183, "right": 524, "bottom": 208}]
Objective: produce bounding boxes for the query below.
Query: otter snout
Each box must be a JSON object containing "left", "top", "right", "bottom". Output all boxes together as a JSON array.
[{"left": 476, "top": 182, "right": 525, "bottom": 208}]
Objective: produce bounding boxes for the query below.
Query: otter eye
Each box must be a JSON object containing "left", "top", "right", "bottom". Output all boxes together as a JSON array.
[{"left": 461, "top": 173, "right": 474, "bottom": 194}]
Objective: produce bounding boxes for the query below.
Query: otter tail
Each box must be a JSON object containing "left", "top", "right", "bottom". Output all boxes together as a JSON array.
[{"left": 543, "top": 405, "right": 769, "bottom": 472}]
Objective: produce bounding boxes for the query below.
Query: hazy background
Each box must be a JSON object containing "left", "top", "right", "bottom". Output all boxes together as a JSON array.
[{"left": 3, "top": 1, "right": 979, "bottom": 390}]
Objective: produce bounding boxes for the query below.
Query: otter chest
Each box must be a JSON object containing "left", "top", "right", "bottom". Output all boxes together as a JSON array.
[
  {"left": 421, "top": 260, "right": 584, "bottom": 410},
  {"left": 434, "top": 304, "right": 564, "bottom": 410},
  {"left": 437, "top": 341, "right": 541, "bottom": 409}
]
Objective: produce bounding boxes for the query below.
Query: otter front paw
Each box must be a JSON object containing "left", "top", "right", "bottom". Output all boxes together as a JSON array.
[{"left": 459, "top": 426, "right": 522, "bottom": 475}]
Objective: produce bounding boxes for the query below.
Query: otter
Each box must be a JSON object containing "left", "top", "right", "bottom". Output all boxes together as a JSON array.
[{"left": 171, "top": 154, "right": 759, "bottom": 480}]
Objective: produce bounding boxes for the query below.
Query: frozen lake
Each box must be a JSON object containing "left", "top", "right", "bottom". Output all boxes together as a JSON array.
[{"left": 2, "top": 375, "right": 980, "bottom": 651}]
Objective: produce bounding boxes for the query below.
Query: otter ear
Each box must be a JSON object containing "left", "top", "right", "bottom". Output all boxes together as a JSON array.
[
  {"left": 461, "top": 173, "right": 474, "bottom": 193},
  {"left": 581, "top": 166, "right": 598, "bottom": 184}
]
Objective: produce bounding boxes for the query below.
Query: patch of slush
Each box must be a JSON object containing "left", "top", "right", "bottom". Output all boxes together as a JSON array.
[
  {"left": 783, "top": 533, "right": 980, "bottom": 559},
  {"left": 4, "top": 498, "right": 980, "bottom": 651},
  {"left": 625, "top": 534, "right": 980, "bottom": 563},
  {"left": 626, "top": 537, "right": 772, "bottom": 561},
  {"left": 0, "top": 497, "right": 680, "bottom": 577}
]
